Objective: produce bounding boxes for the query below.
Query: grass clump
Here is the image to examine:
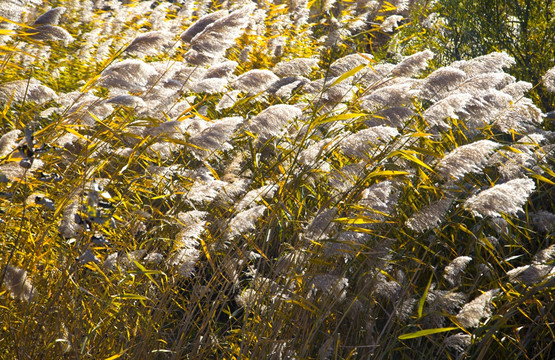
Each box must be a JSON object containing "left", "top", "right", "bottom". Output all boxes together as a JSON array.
[{"left": 1, "top": 1, "right": 554, "bottom": 359}]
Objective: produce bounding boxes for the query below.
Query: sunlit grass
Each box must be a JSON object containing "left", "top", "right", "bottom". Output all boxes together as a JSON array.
[{"left": 0, "top": 1, "right": 553, "bottom": 359}]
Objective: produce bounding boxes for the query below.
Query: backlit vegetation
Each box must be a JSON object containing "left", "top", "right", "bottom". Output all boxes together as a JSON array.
[{"left": 1, "top": 1, "right": 554, "bottom": 359}]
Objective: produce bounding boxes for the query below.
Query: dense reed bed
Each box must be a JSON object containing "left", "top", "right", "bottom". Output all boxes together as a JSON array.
[{"left": 1, "top": 1, "right": 554, "bottom": 359}]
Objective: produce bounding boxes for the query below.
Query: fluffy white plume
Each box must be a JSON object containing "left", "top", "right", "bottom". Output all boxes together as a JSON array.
[
  {"left": 406, "top": 197, "right": 453, "bottom": 233},
  {"left": 34, "top": 6, "right": 66, "bottom": 25},
  {"left": 456, "top": 289, "right": 498, "bottom": 328},
  {"left": 437, "top": 140, "right": 501, "bottom": 180},
  {"left": 180, "top": 10, "right": 228, "bottom": 43},
  {"left": 232, "top": 69, "right": 279, "bottom": 94},
  {"left": 0, "top": 78, "right": 57, "bottom": 104},
  {"left": 464, "top": 178, "right": 536, "bottom": 218},
  {"left": 106, "top": 95, "right": 146, "bottom": 108},
  {"left": 422, "top": 93, "right": 473, "bottom": 129},
  {"left": 273, "top": 58, "right": 319, "bottom": 77},
  {"left": 420, "top": 66, "right": 467, "bottom": 100},
  {"left": 451, "top": 52, "right": 515, "bottom": 76},
  {"left": 339, "top": 126, "right": 399, "bottom": 158},
  {"left": 0, "top": 129, "right": 22, "bottom": 157},
  {"left": 493, "top": 98, "right": 543, "bottom": 133},
  {"left": 380, "top": 15, "right": 404, "bottom": 32},
  {"left": 189, "top": 116, "right": 244, "bottom": 158},
  {"left": 444, "top": 256, "right": 472, "bottom": 287},
  {"left": 507, "top": 264, "right": 555, "bottom": 284},
  {"left": 2, "top": 265, "right": 34, "bottom": 301},
  {"left": 329, "top": 53, "right": 372, "bottom": 77},
  {"left": 543, "top": 65, "right": 555, "bottom": 92},
  {"left": 236, "top": 184, "right": 278, "bottom": 212},
  {"left": 391, "top": 50, "right": 434, "bottom": 77},
  {"left": 99, "top": 59, "right": 158, "bottom": 92},
  {"left": 247, "top": 104, "right": 303, "bottom": 142},
  {"left": 360, "top": 80, "right": 420, "bottom": 111},
  {"left": 226, "top": 204, "right": 267, "bottom": 239},
  {"left": 30, "top": 24, "right": 74, "bottom": 44},
  {"left": 124, "top": 30, "right": 173, "bottom": 56},
  {"left": 216, "top": 90, "right": 241, "bottom": 111},
  {"left": 185, "top": 4, "right": 255, "bottom": 65},
  {"left": 189, "top": 78, "right": 228, "bottom": 94},
  {"left": 203, "top": 60, "right": 238, "bottom": 80}
]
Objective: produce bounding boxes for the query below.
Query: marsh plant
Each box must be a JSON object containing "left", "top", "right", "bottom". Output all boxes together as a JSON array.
[{"left": 0, "top": 1, "right": 554, "bottom": 359}]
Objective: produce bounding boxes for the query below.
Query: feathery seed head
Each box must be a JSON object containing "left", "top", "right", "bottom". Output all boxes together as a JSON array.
[
  {"left": 189, "top": 78, "right": 228, "bottom": 94},
  {"left": 360, "top": 80, "right": 419, "bottom": 111},
  {"left": 464, "top": 178, "right": 535, "bottom": 218},
  {"left": 106, "top": 95, "right": 146, "bottom": 108},
  {"left": 406, "top": 197, "right": 453, "bottom": 233},
  {"left": 420, "top": 66, "right": 467, "bottom": 100},
  {"left": 124, "top": 31, "right": 173, "bottom": 56},
  {"left": 247, "top": 104, "right": 302, "bottom": 143},
  {"left": 2, "top": 265, "right": 34, "bottom": 301},
  {"left": 391, "top": 50, "right": 434, "bottom": 77},
  {"left": 339, "top": 126, "right": 399, "bottom": 158},
  {"left": 273, "top": 58, "right": 319, "bottom": 77},
  {"left": 507, "top": 264, "right": 554, "bottom": 284},
  {"left": 100, "top": 59, "right": 158, "bottom": 92},
  {"left": 189, "top": 116, "right": 243, "bottom": 158},
  {"left": 30, "top": 25, "right": 74, "bottom": 44},
  {"left": 329, "top": 53, "right": 372, "bottom": 77},
  {"left": 444, "top": 256, "right": 472, "bottom": 287},
  {"left": 226, "top": 204, "right": 267, "bottom": 240},
  {"left": 381, "top": 15, "right": 404, "bottom": 32},
  {"left": 533, "top": 245, "right": 555, "bottom": 265},
  {"left": 451, "top": 52, "right": 515, "bottom": 76},
  {"left": 236, "top": 184, "right": 278, "bottom": 212},
  {"left": 437, "top": 140, "right": 501, "bottom": 180},
  {"left": 185, "top": 4, "right": 255, "bottom": 65},
  {"left": 310, "top": 274, "right": 349, "bottom": 302},
  {"left": 543, "top": 66, "right": 555, "bottom": 92},
  {"left": 502, "top": 81, "right": 533, "bottom": 99},
  {"left": 232, "top": 69, "right": 279, "bottom": 95},
  {"left": 530, "top": 211, "right": 555, "bottom": 233},
  {"left": 33, "top": 7, "right": 66, "bottom": 25},
  {"left": 203, "top": 60, "right": 238, "bottom": 80},
  {"left": 444, "top": 333, "right": 471, "bottom": 353},
  {"left": 0, "top": 78, "right": 57, "bottom": 104},
  {"left": 0, "top": 129, "right": 22, "bottom": 158},
  {"left": 180, "top": 10, "right": 229, "bottom": 43},
  {"left": 216, "top": 90, "right": 241, "bottom": 111},
  {"left": 456, "top": 289, "right": 499, "bottom": 328}
]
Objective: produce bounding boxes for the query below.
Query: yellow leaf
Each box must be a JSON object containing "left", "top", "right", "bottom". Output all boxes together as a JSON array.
[
  {"left": 80, "top": 74, "right": 101, "bottom": 92},
  {"left": 317, "top": 113, "right": 367, "bottom": 124},
  {"left": 398, "top": 327, "right": 458, "bottom": 340},
  {"left": 334, "top": 216, "right": 385, "bottom": 225},
  {"left": 0, "top": 16, "right": 35, "bottom": 29},
  {"left": 389, "top": 150, "right": 436, "bottom": 173},
  {"left": 367, "top": 170, "right": 410, "bottom": 178},
  {"left": 115, "top": 293, "right": 150, "bottom": 301},
  {"left": 330, "top": 63, "right": 366, "bottom": 87},
  {"left": 63, "top": 126, "right": 91, "bottom": 143},
  {"left": 418, "top": 274, "right": 433, "bottom": 319},
  {"left": 200, "top": 239, "right": 212, "bottom": 264},
  {"left": 104, "top": 351, "right": 127, "bottom": 360},
  {"left": 530, "top": 173, "right": 555, "bottom": 185}
]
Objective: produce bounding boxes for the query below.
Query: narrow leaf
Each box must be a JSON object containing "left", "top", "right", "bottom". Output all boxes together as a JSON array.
[
  {"left": 330, "top": 63, "right": 365, "bottom": 87},
  {"left": 418, "top": 274, "right": 433, "bottom": 318},
  {"left": 398, "top": 327, "right": 458, "bottom": 340}
]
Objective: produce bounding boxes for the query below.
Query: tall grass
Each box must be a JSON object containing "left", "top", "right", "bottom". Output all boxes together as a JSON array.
[{"left": 1, "top": 1, "right": 554, "bottom": 359}]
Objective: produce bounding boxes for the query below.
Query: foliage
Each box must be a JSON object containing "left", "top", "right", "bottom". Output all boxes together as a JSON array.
[
  {"left": 0, "top": 1, "right": 554, "bottom": 359},
  {"left": 393, "top": 0, "right": 555, "bottom": 112}
]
